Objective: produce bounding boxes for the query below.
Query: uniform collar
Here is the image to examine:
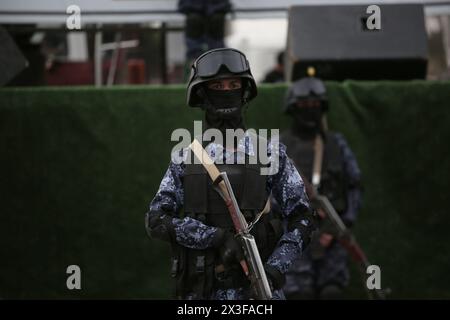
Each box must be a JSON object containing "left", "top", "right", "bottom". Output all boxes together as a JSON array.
[{"left": 204, "top": 130, "right": 257, "bottom": 162}]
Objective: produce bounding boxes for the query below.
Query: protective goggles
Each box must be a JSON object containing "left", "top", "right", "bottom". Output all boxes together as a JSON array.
[
  {"left": 194, "top": 49, "right": 250, "bottom": 77},
  {"left": 291, "top": 79, "right": 326, "bottom": 97}
]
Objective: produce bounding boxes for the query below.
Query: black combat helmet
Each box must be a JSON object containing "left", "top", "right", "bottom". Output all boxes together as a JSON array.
[
  {"left": 186, "top": 48, "right": 257, "bottom": 108},
  {"left": 284, "top": 67, "right": 328, "bottom": 114}
]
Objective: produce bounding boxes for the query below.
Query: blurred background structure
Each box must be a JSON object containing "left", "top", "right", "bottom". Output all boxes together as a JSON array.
[
  {"left": 1, "top": 0, "right": 450, "bottom": 300},
  {"left": 1, "top": 0, "right": 450, "bottom": 86}
]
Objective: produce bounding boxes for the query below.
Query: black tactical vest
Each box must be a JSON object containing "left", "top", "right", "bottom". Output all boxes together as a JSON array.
[
  {"left": 281, "top": 131, "right": 348, "bottom": 213},
  {"left": 171, "top": 151, "right": 283, "bottom": 299}
]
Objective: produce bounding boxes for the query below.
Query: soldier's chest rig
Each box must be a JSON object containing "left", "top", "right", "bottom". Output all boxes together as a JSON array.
[
  {"left": 174, "top": 156, "right": 283, "bottom": 299},
  {"left": 282, "top": 132, "right": 348, "bottom": 214}
]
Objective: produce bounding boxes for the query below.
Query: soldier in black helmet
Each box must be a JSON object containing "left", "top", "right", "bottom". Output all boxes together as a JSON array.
[
  {"left": 281, "top": 68, "right": 362, "bottom": 300},
  {"left": 145, "top": 48, "right": 317, "bottom": 300}
]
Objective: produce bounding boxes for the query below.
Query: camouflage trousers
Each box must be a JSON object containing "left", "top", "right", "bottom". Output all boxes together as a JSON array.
[{"left": 283, "top": 238, "right": 350, "bottom": 299}]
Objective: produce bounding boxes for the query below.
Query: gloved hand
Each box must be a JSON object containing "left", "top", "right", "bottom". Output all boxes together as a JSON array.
[
  {"left": 319, "top": 232, "right": 334, "bottom": 248},
  {"left": 287, "top": 207, "right": 319, "bottom": 247},
  {"left": 264, "top": 264, "right": 285, "bottom": 290},
  {"left": 219, "top": 232, "right": 245, "bottom": 267},
  {"left": 146, "top": 211, "right": 175, "bottom": 242},
  {"left": 212, "top": 228, "right": 248, "bottom": 274}
]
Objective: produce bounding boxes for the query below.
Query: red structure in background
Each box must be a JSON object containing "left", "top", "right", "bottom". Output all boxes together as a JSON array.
[
  {"left": 45, "top": 62, "right": 94, "bottom": 86},
  {"left": 127, "top": 59, "right": 146, "bottom": 84},
  {"left": 44, "top": 58, "right": 147, "bottom": 86}
]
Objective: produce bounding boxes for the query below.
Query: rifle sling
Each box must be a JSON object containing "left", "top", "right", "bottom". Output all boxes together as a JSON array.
[{"left": 312, "top": 134, "right": 324, "bottom": 189}]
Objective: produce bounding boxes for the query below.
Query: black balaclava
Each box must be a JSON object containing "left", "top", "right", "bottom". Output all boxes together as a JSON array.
[
  {"left": 204, "top": 86, "right": 246, "bottom": 133},
  {"left": 291, "top": 98, "right": 323, "bottom": 139}
]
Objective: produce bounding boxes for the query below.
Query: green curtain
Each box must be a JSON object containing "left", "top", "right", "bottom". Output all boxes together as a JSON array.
[{"left": 0, "top": 81, "right": 449, "bottom": 298}]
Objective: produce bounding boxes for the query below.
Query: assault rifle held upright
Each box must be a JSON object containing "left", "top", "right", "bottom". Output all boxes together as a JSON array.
[
  {"left": 189, "top": 139, "right": 273, "bottom": 300},
  {"left": 304, "top": 179, "right": 389, "bottom": 300}
]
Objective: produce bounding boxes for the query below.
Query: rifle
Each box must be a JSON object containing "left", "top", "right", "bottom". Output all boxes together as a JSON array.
[
  {"left": 189, "top": 139, "right": 273, "bottom": 300},
  {"left": 304, "top": 178, "right": 389, "bottom": 300}
]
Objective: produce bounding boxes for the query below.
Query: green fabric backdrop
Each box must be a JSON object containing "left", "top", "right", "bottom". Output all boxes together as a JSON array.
[{"left": 0, "top": 81, "right": 449, "bottom": 299}]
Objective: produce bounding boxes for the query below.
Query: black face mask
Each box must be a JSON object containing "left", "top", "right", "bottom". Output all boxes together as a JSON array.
[
  {"left": 292, "top": 107, "right": 323, "bottom": 136},
  {"left": 204, "top": 87, "right": 245, "bottom": 132},
  {"left": 205, "top": 88, "right": 244, "bottom": 119}
]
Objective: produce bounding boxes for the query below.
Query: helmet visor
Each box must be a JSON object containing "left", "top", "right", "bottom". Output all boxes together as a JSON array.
[{"left": 196, "top": 49, "right": 250, "bottom": 77}]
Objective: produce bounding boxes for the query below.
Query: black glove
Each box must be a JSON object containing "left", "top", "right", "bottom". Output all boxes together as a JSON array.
[
  {"left": 342, "top": 217, "right": 354, "bottom": 229},
  {"left": 145, "top": 211, "right": 175, "bottom": 242},
  {"left": 212, "top": 229, "right": 245, "bottom": 267},
  {"left": 264, "top": 264, "right": 285, "bottom": 290},
  {"left": 287, "top": 208, "right": 319, "bottom": 247},
  {"left": 220, "top": 232, "right": 245, "bottom": 267}
]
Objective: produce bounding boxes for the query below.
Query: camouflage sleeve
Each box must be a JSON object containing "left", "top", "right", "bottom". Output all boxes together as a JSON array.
[
  {"left": 266, "top": 229, "right": 304, "bottom": 274},
  {"left": 148, "top": 161, "right": 219, "bottom": 250},
  {"left": 172, "top": 217, "right": 219, "bottom": 250},
  {"left": 266, "top": 141, "right": 311, "bottom": 274},
  {"left": 149, "top": 161, "right": 184, "bottom": 214},
  {"left": 333, "top": 133, "right": 362, "bottom": 225}
]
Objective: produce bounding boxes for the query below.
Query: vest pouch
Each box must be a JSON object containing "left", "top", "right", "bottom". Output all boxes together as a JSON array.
[{"left": 182, "top": 248, "right": 216, "bottom": 299}]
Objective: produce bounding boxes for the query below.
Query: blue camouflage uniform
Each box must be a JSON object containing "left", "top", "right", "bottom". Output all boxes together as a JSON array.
[
  {"left": 148, "top": 132, "right": 312, "bottom": 299},
  {"left": 283, "top": 132, "right": 362, "bottom": 298}
]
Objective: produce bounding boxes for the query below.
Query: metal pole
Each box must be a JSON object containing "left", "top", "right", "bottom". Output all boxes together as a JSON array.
[
  {"left": 160, "top": 22, "right": 168, "bottom": 84},
  {"left": 94, "top": 24, "right": 103, "bottom": 87},
  {"left": 107, "top": 32, "right": 122, "bottom": 86}
]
